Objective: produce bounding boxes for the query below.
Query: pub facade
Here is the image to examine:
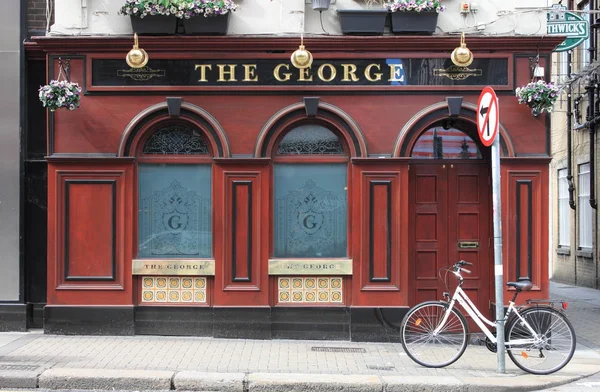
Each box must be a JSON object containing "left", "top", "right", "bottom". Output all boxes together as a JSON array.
[{"left": 16, "top": 0, "right": 562, "bottom": 339}]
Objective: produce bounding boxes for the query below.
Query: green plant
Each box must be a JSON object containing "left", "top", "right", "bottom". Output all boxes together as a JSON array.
[
  {"left": 385, "top": 0, "right": 445, "bottom": 12},
  {"left": 515, "top": 80, "right": 560, "bottom": 114}
]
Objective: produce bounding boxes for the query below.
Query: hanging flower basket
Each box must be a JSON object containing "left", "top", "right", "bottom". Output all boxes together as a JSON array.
[
  {"left": 39, "top": 80, "right": 82, "bottom": 112},
  {"left": 515, "top": 80, "right": 560, "bottom": 115}
]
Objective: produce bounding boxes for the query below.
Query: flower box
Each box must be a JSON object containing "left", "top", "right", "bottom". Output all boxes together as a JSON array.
[
  {"left": 182, "top": 14, "right": 229, "bottom": 35},
  {"left": 390, "top": 11, "right": 438, "bottom": 34},
  {"left": 130, "top": 15, "right": 178, "bottom": 35},
  {"left": 337, "top": 9, "right": 388, "bottom": 35}
]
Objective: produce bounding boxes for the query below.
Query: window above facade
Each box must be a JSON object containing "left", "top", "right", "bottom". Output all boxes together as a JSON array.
[
  {"left": 277, "top": 124, "right": 344, "bottom": 155},
  {"left": 142, "top": 125, "right": 209, "bottom": 155},
  {"left": 578, "top": 163, "right": 592, "bottom": 249},
  {"left": 411, "top": 126, "right": 482, "bottom": 159},
  {"left": 273, "top": 123, "right": 348, "bottom": 258},
  {"left": 137, "top": 123, "right": 213, "bottom": 259},
  {"left": 558, "top": 168, "right": 570, "bottom": 248}
]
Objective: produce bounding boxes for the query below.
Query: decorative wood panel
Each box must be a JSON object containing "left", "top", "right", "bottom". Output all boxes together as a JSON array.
[
  {"left": 232, "top": 181, "right": 252, "bottom": 282},
  {"left": 64, "top": 179, "right": 116, "bottom": 281},
  {"left": 369, "top": 181, "right": 392, "bottom": 282},
  {"left": 351, "top": 160, "right": 408, "bottom": 307},
  {"left": 47, "top": 159, "right": 134, "bottom": 306},
  {"left": 502, "top": 159, "right": 550, "bottom": 300},
  {"left": 213, "top": 160, "right": 270, "bottom": 306},
  {"left": 516, "top": 180, "right": 533, "bottom": 281}
]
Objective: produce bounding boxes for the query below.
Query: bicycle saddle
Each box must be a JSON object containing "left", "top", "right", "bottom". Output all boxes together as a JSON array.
[{"left": 506, "top": 280, "right": 533, "bottom": 291}]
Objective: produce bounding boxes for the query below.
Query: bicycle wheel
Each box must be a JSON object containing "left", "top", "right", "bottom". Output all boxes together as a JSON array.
[
  {"left": 401, "top": 301, "right": 469, "bottom": 368},
  {"left": 506, "top": 307, "right": 576, "bottom": 375}
]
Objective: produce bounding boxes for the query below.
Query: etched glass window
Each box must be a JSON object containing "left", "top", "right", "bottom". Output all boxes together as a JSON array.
[
  {"left": 277, "top": 124, "right": 344, "bottom": 155},
  {"left": 143, "top": 126, "right": 209, "bottom": 155},
  {"left": 138, "top": 164, "right": 212, "bottom": 258},
  {"left": 411, "top": 127, "right": 482, "bottom": 159},
  {"left": 274, "top": 164, "right": 347, "bottom": 257}
]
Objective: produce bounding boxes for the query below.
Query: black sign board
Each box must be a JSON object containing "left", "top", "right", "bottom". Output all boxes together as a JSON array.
[{"left": 91, "top": 58, "right": 508, "bottom": 88}]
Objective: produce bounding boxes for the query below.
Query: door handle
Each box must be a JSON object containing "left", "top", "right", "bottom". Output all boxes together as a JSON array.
[{"left": 458, "top": 241, "right": 479, "bottom": 248}]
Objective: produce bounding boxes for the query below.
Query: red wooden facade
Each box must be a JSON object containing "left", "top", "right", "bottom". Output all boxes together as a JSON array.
[{"left": 27, "top": 35, "right": 561, "bottom": 339}]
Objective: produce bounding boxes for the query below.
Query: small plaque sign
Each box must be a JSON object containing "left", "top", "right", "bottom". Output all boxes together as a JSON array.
[
  {"left": 133, "top": 259, "right": 215, "bottom": 276},
  {"left": 268, "top": 259, "right": 353, "bottom": 275}
]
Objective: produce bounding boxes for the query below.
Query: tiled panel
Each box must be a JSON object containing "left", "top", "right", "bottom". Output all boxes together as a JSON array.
[
  {"left": 141, "top": 276, "right": 207, "bottom": 304},
  {"left": 278, "top": 277, "right": 343, "bottom": 304}
]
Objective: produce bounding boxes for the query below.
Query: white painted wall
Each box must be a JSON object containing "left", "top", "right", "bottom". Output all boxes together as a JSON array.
[{"left": 49, "top": 0, "right": 552, "bottom": 36}]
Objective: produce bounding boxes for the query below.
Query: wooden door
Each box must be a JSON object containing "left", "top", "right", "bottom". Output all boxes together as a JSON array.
[{"left": 409, "top": 162, "right": 491, "bottom": 317}]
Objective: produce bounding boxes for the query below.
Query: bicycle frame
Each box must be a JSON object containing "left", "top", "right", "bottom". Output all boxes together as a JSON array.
[{"left": 434, "top": 285, "right": 540, "bottom": 347}]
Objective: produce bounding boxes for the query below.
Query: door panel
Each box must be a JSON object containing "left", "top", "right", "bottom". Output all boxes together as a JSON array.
[
  {"left": 410, "top": 164, "right": 447, "bottom": 303},
  {"left": 410, "top": 162, "right": 491, "bottom": 320}
]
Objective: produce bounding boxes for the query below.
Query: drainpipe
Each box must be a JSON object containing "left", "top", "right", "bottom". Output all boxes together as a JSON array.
[
  {"left": 588, "top": 76, "right": 598, "bottom": 209},
  {"left": 568, "top": 54, "right": 576, "bottom": 210}
]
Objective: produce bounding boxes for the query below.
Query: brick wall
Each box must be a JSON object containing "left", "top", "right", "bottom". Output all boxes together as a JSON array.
[{"left": 28, "top": 0, "right": 53, "bottom": 34}]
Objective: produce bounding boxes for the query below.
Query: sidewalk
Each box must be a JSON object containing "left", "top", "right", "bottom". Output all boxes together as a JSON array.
[{"left": 0, "top": 281, "right": 597, "bottom": 391}]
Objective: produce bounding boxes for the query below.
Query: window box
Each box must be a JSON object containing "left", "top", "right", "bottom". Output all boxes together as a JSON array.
[
  {"left": 182, "top": 14, "right": 230, "bottom": 35},
  {"left": 130, "top": 15, "right": 178, "bottom": 35},
  {"left": 337, "top": 9, "right": 388, "bottom": 35},
  {"left": 390, "top": 11, "right": 438, "bottom": 34}
]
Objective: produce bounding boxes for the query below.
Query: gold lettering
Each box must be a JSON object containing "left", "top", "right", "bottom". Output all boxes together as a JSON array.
[
  {"left": 388, "top": 63, "right": 404, "bottom": 82},
  {"left": 318, "top": 63, "right": 336, "bottom": 82},
  {"left": 298, "top": 67, "right": 313, "bottom": 82},
  {"left": 217, "top": 64, "right": 238, "bottom": 82},
  {"left": 365, "top": 64, "right": 383, "bottom": 82},
  {"left": 243, "top": 64, "right": 258, "bottom": 82},
  {"left": 194, "top": 64, "right": 213, "bottom": 82},
  {"left": 274, "top": 64, "right": 292, "bottom": 82},
  {"left": 341, "top": 64, "right": 359, "bottom": 82}
]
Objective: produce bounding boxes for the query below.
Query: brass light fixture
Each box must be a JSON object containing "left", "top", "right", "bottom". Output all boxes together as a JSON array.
[
  {"left": 451, "top": 32, "right": 473, "bottom": 67},
  {"left": 126, "top": 33, "right": 149, "bottom": 68},
  {"left": 290, "top": 34, "right": 313, "bottom": 69}
]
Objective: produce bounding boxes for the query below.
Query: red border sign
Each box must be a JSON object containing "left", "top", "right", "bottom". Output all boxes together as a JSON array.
[{"left": 476, "top": 86, "right": 499, "bottom": 147}]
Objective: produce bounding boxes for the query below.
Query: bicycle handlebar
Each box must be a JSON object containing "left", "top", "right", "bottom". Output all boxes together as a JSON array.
[{"left": 453, "top": 260, "right": 472, "bottom": 274}]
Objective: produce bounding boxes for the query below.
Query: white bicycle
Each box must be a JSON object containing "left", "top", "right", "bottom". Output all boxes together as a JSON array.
[{"left": 401, "top": 260, "right": 576, "bottom": 375}]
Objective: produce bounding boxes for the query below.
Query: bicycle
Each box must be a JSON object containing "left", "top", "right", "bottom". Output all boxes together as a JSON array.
[{"left": 400, "top": 260, "right": 576, "bottom": 375}]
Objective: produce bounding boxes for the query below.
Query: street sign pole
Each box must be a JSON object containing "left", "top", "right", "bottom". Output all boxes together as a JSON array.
[
  {"left": 476, "top": 86, "right": 504, "bottom": 373},
  {"left": 491, "top": 135, "right": 505, "bottom": 373}
]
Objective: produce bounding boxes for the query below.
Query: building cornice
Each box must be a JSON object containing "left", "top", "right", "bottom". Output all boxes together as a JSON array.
[{"left": 25, "top": 35, "right": 565, "bottom": 56}]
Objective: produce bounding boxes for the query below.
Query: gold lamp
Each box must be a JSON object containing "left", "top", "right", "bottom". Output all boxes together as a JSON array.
[
  {"left": 126, "top": 33, "right": 149, "bottom": 68},
  {"left": 290, "top": 34, "right": 313, "bottom": 69},
  {"left": 451, "top": 32, "right": 473, "bottom": 67}
]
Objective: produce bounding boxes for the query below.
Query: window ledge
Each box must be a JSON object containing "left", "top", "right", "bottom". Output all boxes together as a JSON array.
[
  {"left": 576, "top": 249, "right": 593, "bottom": 259},
  {"left": 556, "top": 248, "right": 571, "bottom": 256}
]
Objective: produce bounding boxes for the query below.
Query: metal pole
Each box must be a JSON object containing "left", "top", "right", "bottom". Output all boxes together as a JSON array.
[{"left": 491, "top": 135, "right": 505, "bottom": 373}]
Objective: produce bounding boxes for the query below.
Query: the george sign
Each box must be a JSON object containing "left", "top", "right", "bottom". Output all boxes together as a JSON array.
[
  {"left": 268, "top": 259, "right": 353, "bottom": 275},
  {"left": 477, "top": 86, "right": 499, "bottom": 147},
  {"left": 547, "top": 4, "right": 589, "bottom": 52},
  {"left": 132, "top": 259, "right": 215, "bottom": 276},
  {"left": 90, "top": 58, "right": 508, "bottom": 90}
]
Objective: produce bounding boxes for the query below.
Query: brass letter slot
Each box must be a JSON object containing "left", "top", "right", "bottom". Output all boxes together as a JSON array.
[{"left": 458, "top": 241, "right": 479, "bottom": 249}]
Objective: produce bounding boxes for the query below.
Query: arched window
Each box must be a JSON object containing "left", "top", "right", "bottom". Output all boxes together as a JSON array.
[
  {"left": 273, "top": 124, "right": 348, "bottom": 258},
  {"left": 411, "top": 126, "right": 482, "bottom": 159},
  {"left": 137, "top": 123, "right": 213, "bottom": 259}
]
